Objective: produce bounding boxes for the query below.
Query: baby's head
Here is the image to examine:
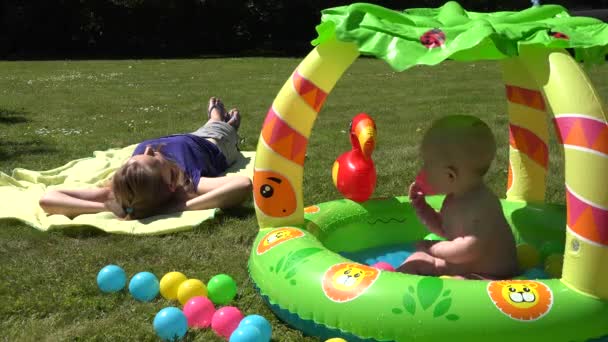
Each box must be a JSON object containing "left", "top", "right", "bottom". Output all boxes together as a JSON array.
[{"left": 420, "top": 115, "right": 496, "bottom": 195}]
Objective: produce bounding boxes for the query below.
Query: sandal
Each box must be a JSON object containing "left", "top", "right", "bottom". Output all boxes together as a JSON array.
[{"left": 208, "top": 97, "right": 227, "bottom": 120}]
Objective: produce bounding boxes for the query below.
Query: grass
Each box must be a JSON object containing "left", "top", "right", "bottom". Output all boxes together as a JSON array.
[{"left": 1, "top": 57, "right": 607, "bottom": 341}]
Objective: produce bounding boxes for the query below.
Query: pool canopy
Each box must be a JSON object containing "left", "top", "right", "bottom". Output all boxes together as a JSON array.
[{"left": 313, "top": 1, "right": 608, "bottom": 71}]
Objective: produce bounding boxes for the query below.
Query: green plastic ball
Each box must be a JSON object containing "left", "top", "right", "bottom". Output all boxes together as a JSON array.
[
  {"left": 207, "top": 274, "right": 237, "bottom": 305},
  {"left": 540, "top": 241, "right": 564, "bottom": 261},
  {"left": 423, "top": 233, "right": 444, "bottom": 241}
]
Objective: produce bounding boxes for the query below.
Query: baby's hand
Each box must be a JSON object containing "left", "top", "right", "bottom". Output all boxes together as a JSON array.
[
  {"left": 408, "top": 182, "right": 443, "bottom": 235},
  {"left": 409, "top": 182, "right": 425, "bottom": 205},
  {"left": 415, "top": 240, "right": 436, "bottom": 253}
]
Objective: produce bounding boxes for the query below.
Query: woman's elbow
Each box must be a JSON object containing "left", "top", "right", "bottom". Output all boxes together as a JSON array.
[
  {"left": 38, "top": 191, "right": 55, "bottom": 210},
  {"left": 39, "top": 190, "right": 63, "bottom": 215},
  {"left": 233, "top": 176, "right": 252, "bottom": 205},
  {"left": 240, "top": 177, "right": 253, "bottom": 193}
]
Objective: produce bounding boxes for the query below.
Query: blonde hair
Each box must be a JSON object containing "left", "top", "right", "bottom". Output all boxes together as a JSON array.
[
  {"left": 423, "top": 115, "right": 496, "bottom": 175},
  {"left": 106, "top": 147, "right": 194, "bottom": 220}
]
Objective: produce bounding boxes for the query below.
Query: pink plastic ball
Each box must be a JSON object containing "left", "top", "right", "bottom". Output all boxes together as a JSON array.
[
  {"left": 372, "top": 262, "right": 395, "bottom": 271},
  {"left": 183, "top": 296, "right": 216, "bottom": 329},
  {"left": 211, "top": 306, "right": 243, "bottom": 339}
]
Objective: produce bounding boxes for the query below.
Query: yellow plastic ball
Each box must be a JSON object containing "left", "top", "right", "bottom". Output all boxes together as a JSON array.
[
  {"left": 325, "top": 339, "right": 347, "bottom": 342},
  {"left": 177, "top": 279, "right": 208, "bottom": 305},
  {"left": 159, "top": 272, "right": 187, "bottom": 300},
  {"left": 544, "top": 253, "right": 564, "bottom": 278},
  {"left": 516, "top": 243, "right": 540, "bottom": 270}
]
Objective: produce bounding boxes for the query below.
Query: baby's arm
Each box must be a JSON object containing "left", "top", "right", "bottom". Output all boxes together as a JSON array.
[{"left": 409, "top": 182, "right": 445, "bottom": 236}]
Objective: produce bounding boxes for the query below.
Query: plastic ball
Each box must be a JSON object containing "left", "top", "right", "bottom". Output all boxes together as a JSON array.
[
  {"left": 372, "top": 262, "right": 395, "bottom": 272},
  {"left": 183, "top": 296, "right": 215, "bottom": 328},
  {"left": 423, "top": 233, "right": 443, "bottom": 241},
  {"left": 544, "top": 253, "right": 564, "bottom": 278},
  {"left": 128, "top": 272, "right": 160, "bottom": 302},
  {"left": 238, "top": 314, "right": 272, "bottom": 342},
  {"left": 325, "top": 339, "right": 347, "bottom": 342},
  {"left": 522, "top": 267, "right": 549, "bottom": 279},
  {"left": 153, "top": 307, "right": 188, "bottom": 341},
  {"left": 160, "top": 272, "right": 187, "bottom": 300},
  {"left": 177, "top": 279, "right": 208, "bottom": 305},
  {"left": 207, "top": 274, "right": 238, "bottom": 305},
  {"left": 229, "top": 325, "right": 262, "bottom": 342},
  {"left": 211, "top": 306, "right": 244, "bottom": 339},
  {"left": 540, "top": 241, "right": 564, "bottom": 261},
  {"left": 516, "top": 243, "right": 540, "bottom": 270},
  {"left": 97, "top": 265, "right": 127, "bottom": 293}
]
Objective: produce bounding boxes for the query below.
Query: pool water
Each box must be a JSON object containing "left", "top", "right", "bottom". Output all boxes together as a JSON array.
[{"left": 340, "top": 243, "right": 554, "bottom": 279}]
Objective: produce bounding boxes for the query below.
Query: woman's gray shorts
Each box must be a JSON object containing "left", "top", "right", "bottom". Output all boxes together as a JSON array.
[{"left": 191, "top": 121, "right": 240, "bottom": 166}]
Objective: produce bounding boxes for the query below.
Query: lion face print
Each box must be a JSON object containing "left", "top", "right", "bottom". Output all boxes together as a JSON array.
[
  {"left": 332, "top": 265, "right": 369, "bottom": 290},
  {"left": 256, "top": 227, "right": 304, "bottom": 255},
  {"left": 322, "top": 263, "right": 379, "bottom": 303},
  {"left": 266, "top": 230, "right": 286, "bottom": 244},
  {"left": 502, "top": 283, "right": 538, "bottom": 309},
  {"left": 487, "top": 280, "right": 553, "bottom": 321}
]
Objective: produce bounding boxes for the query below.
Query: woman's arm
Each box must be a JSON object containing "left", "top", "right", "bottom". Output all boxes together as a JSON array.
[
  {"left": 186, "top": 175, "right": 252, "bottom": 211},
  {"left": 39, "top": 187, "right": 112, "bottom": 218}
]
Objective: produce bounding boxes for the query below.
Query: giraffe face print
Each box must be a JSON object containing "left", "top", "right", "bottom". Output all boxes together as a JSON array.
[{"left": 253, "top": 170, "right": 297, "bottom": 217}]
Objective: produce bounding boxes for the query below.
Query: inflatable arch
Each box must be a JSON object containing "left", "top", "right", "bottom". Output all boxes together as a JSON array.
[{"left": 249, "top": 2, "right": 608, "bottom": 341}]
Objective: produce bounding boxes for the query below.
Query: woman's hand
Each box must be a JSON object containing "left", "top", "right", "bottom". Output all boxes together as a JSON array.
[
  {"left": 186, "top": 175, "right": 252, "bottom": 211},
  {"left": 39, "top": 187, "right": 111, "bottom": 218}
]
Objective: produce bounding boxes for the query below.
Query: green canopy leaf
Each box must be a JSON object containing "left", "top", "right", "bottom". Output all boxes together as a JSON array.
[{"left": 313, "top": 1, "right": 608, "bottom": 71}]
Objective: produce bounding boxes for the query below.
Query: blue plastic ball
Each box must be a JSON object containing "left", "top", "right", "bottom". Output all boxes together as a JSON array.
[
  {"left": 97, "top": 265, "right": 127, "bottom": 293},
  {"left": 523, "top": 267, "right": 549, "bottom": 279},
  {"left": 153, "top": 307, "right": 188, "bottom": 341},
  {"left": 128, "top": 271, "right": 160, "bottom": 302},
  {"left": 230, "top": 325, "right": 262, "bottom": 342},
  {"left": 238, "top": 315, "right": 272, "bottom": 342}
]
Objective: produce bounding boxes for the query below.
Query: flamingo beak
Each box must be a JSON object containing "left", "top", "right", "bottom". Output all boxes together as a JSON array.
[{"left": 354, "top": 118, "right": 376, "bottom": 159}]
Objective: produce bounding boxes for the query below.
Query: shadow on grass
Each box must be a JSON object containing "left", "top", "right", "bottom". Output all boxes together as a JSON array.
[
  {"left": 219, "top": 205, "right": 256, "bottom": 219},
  {"left": 0, "top": 108, "right": 29, "bottom": 125},
  {"left": 0, "top": 140, "right": 57, "bottom": 162},
  {"left": 227, "top": 154, "right": 252, "bottom": 174},
  {"left": 56, "top": 226, "right": 111, "bottom": 239},
  {"left": 53, "top": 206, "right": 255, "bottom": 239}
]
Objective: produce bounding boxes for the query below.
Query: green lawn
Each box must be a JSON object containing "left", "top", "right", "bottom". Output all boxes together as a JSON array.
[{"left": 1, "top": 57, "right": 607, "bottom": 341}]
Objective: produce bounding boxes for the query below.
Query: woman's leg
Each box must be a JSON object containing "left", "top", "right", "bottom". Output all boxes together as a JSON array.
[
  {"left": 192, "top": 98, "right": 242, "bottom": 166},
  {"left": 207, "top": 97, "right": 240, "bottom": 131},
  {"left": 208, "top": 97, "right": 227, "bottom": 122},
  {"left": 226, "top": 108, "right": 241, "bottom": 130}
]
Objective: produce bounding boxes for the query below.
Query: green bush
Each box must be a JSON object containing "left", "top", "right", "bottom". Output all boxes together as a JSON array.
[{"left": 0, "top": 0, "right": 604, "bottom": 58}]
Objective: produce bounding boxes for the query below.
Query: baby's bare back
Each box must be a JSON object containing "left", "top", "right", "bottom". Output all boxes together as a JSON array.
[{"left": 440, "top": 188, "right": 518, "bottom": 278}]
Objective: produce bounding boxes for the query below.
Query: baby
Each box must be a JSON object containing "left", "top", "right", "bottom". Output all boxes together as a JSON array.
[{"left": 397, "top": 115, "right": 518, "bottom": 279}]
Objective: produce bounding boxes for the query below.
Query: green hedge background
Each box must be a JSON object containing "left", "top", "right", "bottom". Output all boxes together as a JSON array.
[{"left": 1, "top": 0, "right": 606, "bottom": 59}]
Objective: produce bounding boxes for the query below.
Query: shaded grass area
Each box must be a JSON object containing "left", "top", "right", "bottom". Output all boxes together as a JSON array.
[{"left": 0, "top": 58, "right": 606, "bottom": 341}]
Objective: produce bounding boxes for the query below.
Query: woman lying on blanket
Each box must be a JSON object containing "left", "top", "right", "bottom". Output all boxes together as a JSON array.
[{"left": 39, "top": 97, "right": 252, "bottom": 220}]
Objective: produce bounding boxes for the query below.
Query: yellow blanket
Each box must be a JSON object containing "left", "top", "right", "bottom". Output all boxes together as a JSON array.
[{"left": 0, "top": 145, "right": 255, "bottom": 235}]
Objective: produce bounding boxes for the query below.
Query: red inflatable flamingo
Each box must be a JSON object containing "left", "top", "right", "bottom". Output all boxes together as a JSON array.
[{"left": 332, "top": 113, "right": 377, "bottom": 202}]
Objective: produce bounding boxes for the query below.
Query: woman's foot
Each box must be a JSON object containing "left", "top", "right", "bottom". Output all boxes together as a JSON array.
[
  {"left": 208, "top": 97, "right": 227, "bottom": 121},
  {"left": 227, "top": 108, "right": 241, "bottom": 130}
]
